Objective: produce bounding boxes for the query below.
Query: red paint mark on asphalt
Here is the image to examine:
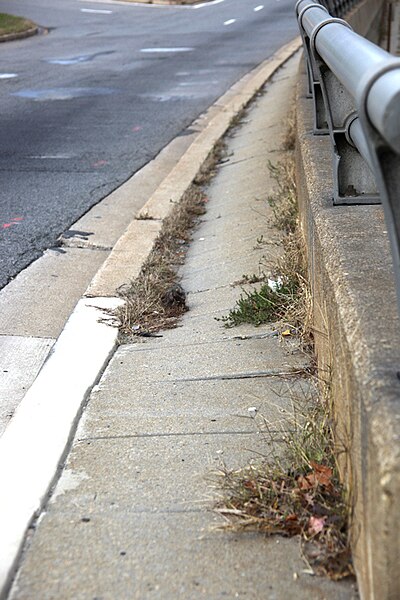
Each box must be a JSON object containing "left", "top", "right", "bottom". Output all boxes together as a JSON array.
[
  {"left": 2, "top": 216, "right": 23, "bottom": 230},
  {"left": 131, "top": 126, "right": 142, "bottom": 132},
  {"left": 92, "top": 160, "right": 108, "bottom": 168}
]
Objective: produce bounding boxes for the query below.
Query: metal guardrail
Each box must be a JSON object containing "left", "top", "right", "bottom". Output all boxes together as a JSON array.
[{"left": 296, "top": 0, "right": 400, "bottom": 312}]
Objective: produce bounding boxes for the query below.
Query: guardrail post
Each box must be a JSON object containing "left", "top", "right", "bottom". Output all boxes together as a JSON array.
[
  {"left": 296, "top": 1, "right": 330, "bottom": 131},
  {"left": 308, "top": 17, "right": 380, "bottom": 204},
  {"left": 297, "top": 0, "right": 381, "bottom": 204}
]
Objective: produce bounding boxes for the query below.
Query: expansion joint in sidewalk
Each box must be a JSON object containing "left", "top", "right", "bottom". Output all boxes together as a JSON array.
[
  {"left": 77, "top": 430, "right": 269, "bottom": 442},
  {"left": 171, "top": 368, "right": 310, "bottom": 383}
]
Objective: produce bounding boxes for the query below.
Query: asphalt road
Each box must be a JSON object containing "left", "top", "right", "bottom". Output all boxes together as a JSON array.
[{"left": 0, "top": 0, "right": 298, "bottom": 289}]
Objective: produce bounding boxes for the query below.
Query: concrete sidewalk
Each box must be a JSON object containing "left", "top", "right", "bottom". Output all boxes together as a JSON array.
[{"left": 7, "top": 56, "right": 357, "bottom": 600}]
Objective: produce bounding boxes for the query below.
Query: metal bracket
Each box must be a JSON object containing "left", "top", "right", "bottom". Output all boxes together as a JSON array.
[
  {"left": 297, "top": 3, "right": 330, "bottom": 131},
  {"left": 308, "top": 17, "right": 380, "bottom": 204}
]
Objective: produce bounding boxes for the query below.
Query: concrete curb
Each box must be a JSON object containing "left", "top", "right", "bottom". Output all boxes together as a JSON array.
[
  {"left": 0, "top": 26, "right": 39, "bottom": 44},
  {"left": 296, "top": 0, "right": 400, "bottom": 600},
  {"left": 0, "top": 298, "right": 123, "bottom": 598},
  {"left": 296, "top": 62, "right": 400, "bottom": 600},
  {"left": 295, "top": 2, "right": 400, "bottom": 597},
  {"left": 0, "top": 37, "right": 301, "bottom": 599}
]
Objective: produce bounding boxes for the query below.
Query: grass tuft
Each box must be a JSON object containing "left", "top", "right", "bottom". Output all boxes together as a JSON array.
[
  {"left": 220, "top": 155, "right": 313, "bottom": 351},
  {"left": 0, "top": 13, "right": 35, "bottom": 36},
  {"left": 214, "top": 381, "right": 353, "bottom": 580},
  {"left": 267, "top": 159, "right": 298, "bottom": 235},
  {"left": 220, "top": 276, "right": 298, "bottom": 327}
]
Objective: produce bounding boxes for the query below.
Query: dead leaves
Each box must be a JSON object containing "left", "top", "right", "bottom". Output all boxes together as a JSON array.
[
  {"left": 297, "top": 462, "right": 333, "bottom": 492},
  {"left": 215, "top": 461, "right": 353, "bottom": 580}
]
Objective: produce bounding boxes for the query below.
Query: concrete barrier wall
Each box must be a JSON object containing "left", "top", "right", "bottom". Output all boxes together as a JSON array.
[
  {"left": 346, "top": 0, "right": 386, "bottom": 41},
  {"left": 295, "top": 1, "right": 400, "bottom": 599}
]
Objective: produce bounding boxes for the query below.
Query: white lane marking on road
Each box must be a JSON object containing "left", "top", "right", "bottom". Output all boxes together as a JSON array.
[
  {"left": 193, "top": 0, "right": 225, "bottom": 8},
  {"left": 140, "top": 47, "right": 193, "bottom": 53},
  {"left": 80, "top": 8, "right": 113, "bottom": 14},
  {"left": 48, "top": 58, "right": 86, "bottom": 65},
  {"left": 178, "top": 81, "right": 219, "bottom": 86},
  {"left": 224, "top": 19, "right": 236, "bottom": 25},
  {"left": 0, "top": 74, "right": 18, "bottom": 79},
  {"left": 28, "top": 155, "right": 73, "bottom": 159},
  {"left": 254, "top": 5, "right": 264, "bottom": 11}
]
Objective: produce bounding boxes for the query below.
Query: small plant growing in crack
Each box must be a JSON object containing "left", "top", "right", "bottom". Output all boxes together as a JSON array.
[{"left": 218, "top": 154, "right": 312, "bottom": 350}]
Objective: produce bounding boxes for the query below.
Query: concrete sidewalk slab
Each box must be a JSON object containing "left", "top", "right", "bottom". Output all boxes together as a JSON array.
[
  {"left": 47, "top": 433, "right": 271, "bottom": 513},
  {"left": 105, "top": 336, "right": 306, "bottom": 384},
  {"left": 77, "top": 376, "right": 303, "bottom": 437},
  {"left": 0, "top": 248, "right": 108, "bottom": 339},
  {"left": 9, "top": 512, "right": 354, "bottom": 600}
]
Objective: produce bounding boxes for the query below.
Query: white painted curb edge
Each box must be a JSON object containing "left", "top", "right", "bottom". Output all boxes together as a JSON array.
[{"left": 0, "top": 297, "right": 123, "bottom": 597}]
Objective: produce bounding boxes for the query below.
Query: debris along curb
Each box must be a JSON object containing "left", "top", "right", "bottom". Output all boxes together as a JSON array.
[
  {"left": 0, "top": 36, "right": 301, "bottom": 599},
  {"left": 87, "top": 36, "right": 302, "bottom": 298}
]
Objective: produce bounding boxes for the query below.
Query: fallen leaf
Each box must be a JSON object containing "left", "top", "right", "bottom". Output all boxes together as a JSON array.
[
  {"left": 308, "top": 515, "right": 327, "bottom": 536},
  {"left": 297, "top": 475, "right": 314, "bottom": 490},
  {"left": 282, "top": 329, "right": 291, "bottom": 336},
  {"left": 243, "top": 480, "right": 257, "bottom": 491},
  {"left": 310, "top": 462, "right": 333, "bottom": 488},
  {"left": 285, "top": 514, "right": 298, "bottom": 521}
]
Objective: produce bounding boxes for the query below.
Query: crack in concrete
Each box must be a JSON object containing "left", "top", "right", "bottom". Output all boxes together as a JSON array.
[
  {"left": 170, "top": 368, "right": 309, "bottom": 383},
  {"left": 125, "top": 332, "right": 278, "bottom": 351},
  {"left": 77, "top": 430, "right": 281, "bottom": 442}
]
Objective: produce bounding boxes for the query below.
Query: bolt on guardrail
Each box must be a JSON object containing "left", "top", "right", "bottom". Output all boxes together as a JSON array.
[{"left": 296, "top": 0, "right": 400, "bottom": 313}]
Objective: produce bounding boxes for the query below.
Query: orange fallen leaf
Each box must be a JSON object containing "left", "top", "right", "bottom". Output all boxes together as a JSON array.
[
  {"left": 297, "top": 474, "right": 314, "bottom": 490},
  {"left": 285, "top": 514, "right": 298, "bottom": 521},
  {"left": 310, "top": 462, "right": 333, "bottom": 488},
  {"left": 243, "top": 480, "right": 257, "bottom": 491}
]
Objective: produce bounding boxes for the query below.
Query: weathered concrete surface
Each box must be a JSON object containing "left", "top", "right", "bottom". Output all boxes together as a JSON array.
[
  {"left": 9, "top": 513, "right": 354, "bottom": 600},
  {"left": 85, "top": 220, "right": 162, "bottom": 297},
  {"left": 8, "top": 56, "right": 357, "bottom": 600},
  {"left": 296, "top": 60, "right": 400, "bottom": 600},
  {"left": 0, "top": 248, "right": 108, "bottom": 338},
  {"left": 78, "top": 376, "right": 305, "bottom": 437},
  {"left": 346, "top": 0, "right": 385, "bottom": 41}
]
